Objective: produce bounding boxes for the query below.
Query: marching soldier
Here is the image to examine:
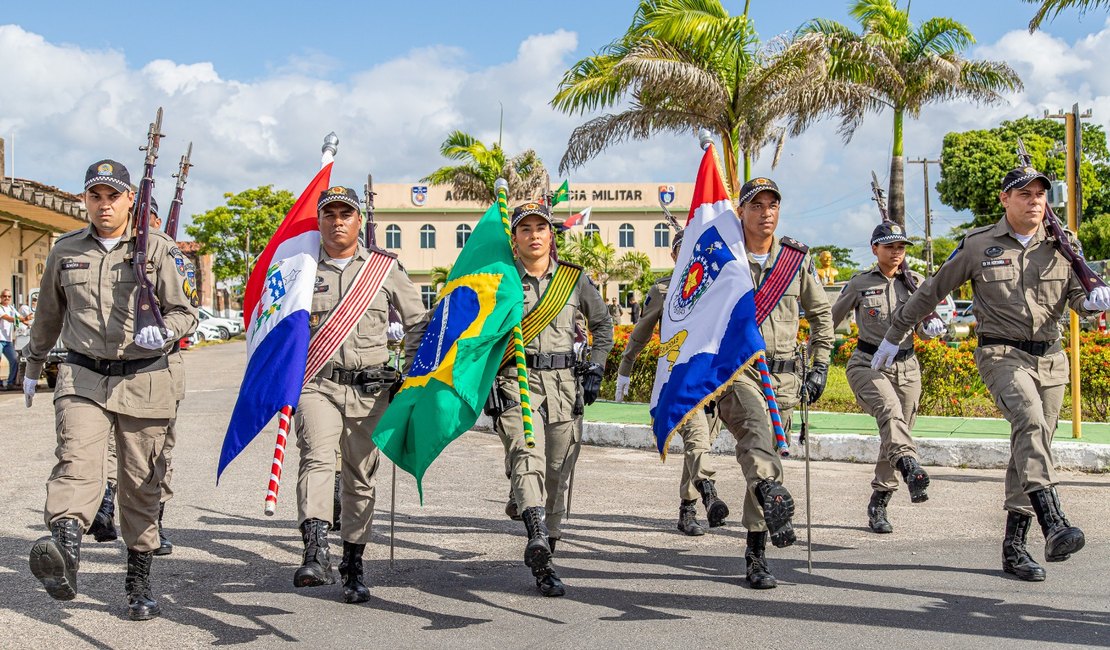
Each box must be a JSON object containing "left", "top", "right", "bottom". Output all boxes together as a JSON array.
[
  {"left": 717, "top": 178, "right": 834, "bottom": 589},
  {"left": 831, "top": 223, "right": 946, "bottom": 534},
  {"left": 489, "top": 202, "right": 612, "bottom": 597},
  {"left": 25, "top": 160, "right": 197, "bottom": 620},
  {"left": 875, "top": 163, "right": 1110, "bottom": 582},
  {"left": 292, "top": 186, "right": 425, "bottom": 603},
  {"left": 615, "top": 230, "right": 730, "bottom": 536}
]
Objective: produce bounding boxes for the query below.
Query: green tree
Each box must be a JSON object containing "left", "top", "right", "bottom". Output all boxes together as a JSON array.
[
  {"left": 1026, "top": 0, "right": 1110, "bottom": 31},
  {"left": 936, "top": 117, "right": 1108, "bottom": 227},
  {"left": 559, "top": 232, "right": 654, "bottom": 300},
  {"left": 811, "top": 245, "right": 857, "bottom": 267},
  {"left": 423, "top": 130, "right": 549, "bottom": 204},
  {"left": 907, "top": 233, "right": 961, "bottom": 269},
  {"left": 802, "top": 0, "right": 1022, "bottom": 226},
  {"left": 185, "top": 185, "right": 295, "bottom": 290},
  {"left": 430, "top": 265, "right": 453, "bottom": 292},
  {"left": 1079, "top": 213, "right": 1110, "bottom": 261},
  {"left": 552, "top": 0, "right": 868, "bottom": 196}
]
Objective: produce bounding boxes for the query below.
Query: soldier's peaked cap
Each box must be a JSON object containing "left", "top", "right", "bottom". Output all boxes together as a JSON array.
[
  {"left": 737, "top": 177, "right": 781, "bottom": 205},
  {"left": 1001, "top": 165, "right": 1051, "bottom": 193},
  {"left": 511, "top": 202, "right": 553, "bottom": 229},
  {"left": 84, "top": 159, "right": 131, "bottom": 194},
  {"left": 318, "top": 186, "right": 362, "bottom": 213}
]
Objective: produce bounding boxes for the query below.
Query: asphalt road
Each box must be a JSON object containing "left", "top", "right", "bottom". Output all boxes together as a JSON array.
[{"left": 1, "top": 342, "right": 1108, "bottom": 649}]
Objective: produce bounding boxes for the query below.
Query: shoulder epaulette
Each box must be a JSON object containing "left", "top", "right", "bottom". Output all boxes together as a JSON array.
[
  {"left": 367, "top": 244, "right": 398, "bottom": 260},
  {"left": 779, "top": 236, "right": 809, "bottom": 253},
  {"left": 556, "top": 259, "right": 584, "bottom": 272},
  {"left": 55, "top": 228, "right": 85, "bottom": 242},
  {"left": 655, "top": 270, "right": 673, "bottom": 283},
  {"left": 962, "top": 224, "right": 995, "bottom": 239}
]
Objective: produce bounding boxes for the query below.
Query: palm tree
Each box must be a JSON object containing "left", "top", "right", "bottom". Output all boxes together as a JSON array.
[
  {"left": 552, "top": 0, "right": 869, "bottom": 196},
  {"left": 802, "top": 0, "right": 1023, "bottom": 225},
  {"left": 423, "top": 131, "right": 550, "bottom": 204},
  {"left": 560, "top": 232, "right": 654, "bottom": 300},
  {"left": 430, "top": 265, "right": 453, "bottom": 292},
  {"left": 1026, "top": 0, "right": 1110, "bottom": 31}
]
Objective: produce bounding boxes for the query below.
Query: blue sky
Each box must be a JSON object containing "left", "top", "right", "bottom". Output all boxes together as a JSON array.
[{"left": 4, "top": 1, "right": 1109, "bottom": 260}]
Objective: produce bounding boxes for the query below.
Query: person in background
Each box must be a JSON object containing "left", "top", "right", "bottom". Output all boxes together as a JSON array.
[{"left": 0, "top": 290, "right": 24, "bottom": 389}]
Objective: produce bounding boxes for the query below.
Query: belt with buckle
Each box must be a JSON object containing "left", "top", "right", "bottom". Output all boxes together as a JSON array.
[
  {"left": 66, "top": 351, "right": 169, "bottom": 377},
  {"left": 525, "top": 352, "right": 576, "bottom": 370},
  {"left": 979, "top": 336, "right": 1058, "bottom": 357},
  {"left": 855, "top": 339, "right": 915, "bottom": 362},
  {"left": 766, "top": 357, "right": 797, "bottom": 374}
]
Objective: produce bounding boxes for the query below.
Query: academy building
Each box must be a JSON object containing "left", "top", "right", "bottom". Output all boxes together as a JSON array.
[{"left": 370, "top": 182, "right": 695, "bottom": 308}]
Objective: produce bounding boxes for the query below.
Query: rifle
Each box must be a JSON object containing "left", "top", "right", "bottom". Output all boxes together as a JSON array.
[
  {"left": 870, "top": 171, "right": 943, "bottom": 328},
  {"left": 164, "top": 142, "right": 192, "bottom": 240},
  {"left": 132, "top": 107, "right": 169, "bottom": 335},
  {"left": 364, "top": 173, "right": 377, "bottom": 247},
  {"left": 1015, "top": 138, "right": 1108, "bottom": 293}
]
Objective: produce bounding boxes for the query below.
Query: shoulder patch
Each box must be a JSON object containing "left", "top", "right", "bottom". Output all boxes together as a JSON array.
[
  {"left": 56, "top": 228, "right": 86, "bottom": 242},
  {"left": 779, "top": 236, "right": 809, "bottom": 253},
  {"left": 556, "top": 259, "right": 584, "bottom": 272}
]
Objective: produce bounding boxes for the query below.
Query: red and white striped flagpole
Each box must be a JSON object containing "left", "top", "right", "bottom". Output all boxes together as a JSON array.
[{"left": 263, "top": 132, "right": 338, "bottom": 516}]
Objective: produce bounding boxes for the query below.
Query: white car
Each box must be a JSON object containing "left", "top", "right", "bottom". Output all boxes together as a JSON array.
[
  {"left": 188, "top": 321, "right": 225, "bottom": 344},
  {"left": 933, "top": 294, "right": 957, "bottom": 324},
  {"left": 198, "top": 308, "right": 242, "bottom": 339}
]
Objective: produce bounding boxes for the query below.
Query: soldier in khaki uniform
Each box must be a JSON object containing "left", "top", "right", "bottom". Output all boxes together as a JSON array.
[
  {"left": 831, "top": 223, "right": 946, "bottom": 534},
  {"left": 718, "top": 178, "right": 834, "bottom": 590},
  {"left": 615, "top": 230, "right": 729, "bottom": 536},
  {"left": 24, "top": 160, "right": 198, "bottom": 620},
  {"left": 490, "top": 202, "right": 612, "bottom": 597},
  {"left": 293, "top": 186, "right": 425, "bottom": 604},
  {"left": 876, "top": 164, "right": 1110, "bottom": 582}
]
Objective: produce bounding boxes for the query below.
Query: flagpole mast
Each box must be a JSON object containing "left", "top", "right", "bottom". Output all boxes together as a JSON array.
[{"left": 264, "top": 132, "right": 339, "bottom": 517}]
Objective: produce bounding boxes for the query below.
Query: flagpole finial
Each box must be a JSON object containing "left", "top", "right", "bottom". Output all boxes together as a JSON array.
[
  {"left": 494, "top": 178, "right": 508, "bottom": 194},
  {"left": 322, "top": 132, "right": 339, "bottom": 156},
  {"left": 698, "top": 129, "right": 714, "bottom": 151}
]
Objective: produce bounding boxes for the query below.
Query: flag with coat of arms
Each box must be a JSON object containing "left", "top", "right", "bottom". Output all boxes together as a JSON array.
[{"left": 649, "top": 145, "right": 765, "bottom": 456}]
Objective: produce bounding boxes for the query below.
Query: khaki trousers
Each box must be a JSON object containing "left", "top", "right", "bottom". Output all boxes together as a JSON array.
[
  {"left": 846, "top": 352, "right": 921, "bottom": 492},
  {"left": 717, "top": 368, "right": 799, "bottom": 531},
  {"left": 494, "top": 372, "right": 581, "bottom": 540},
  {"left": 677, "top": 409, "right": 716, "bottom": 501},
  {"left": 106, "top": 407, "right": 176, "bottom": 502},
  {"left": 294, "top": 389, "right": 388, "bottom": 544},
  {"left": 45, "top": 396, "right": 167, "bottom": 552},
  {"left": 976, "top": 345, "right": 1066, "bottom": 516}
]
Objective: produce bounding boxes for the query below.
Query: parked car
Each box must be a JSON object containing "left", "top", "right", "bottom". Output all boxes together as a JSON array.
[
  {"left": 187, "top": 321, "right": 225, "bottom": 345},
  {"left": 953, "top": 302, "right": 976, "bottom": 326},
  {"left": 197, "top": 308, "right": 241, "bottom": 339},
  {"left": 934, "top": 294, "right": 957, "bottom": 324}
]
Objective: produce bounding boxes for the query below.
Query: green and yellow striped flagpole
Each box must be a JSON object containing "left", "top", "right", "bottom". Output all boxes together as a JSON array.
[{"left": 495, "top": 179, "right": 536, "bottom": 448}]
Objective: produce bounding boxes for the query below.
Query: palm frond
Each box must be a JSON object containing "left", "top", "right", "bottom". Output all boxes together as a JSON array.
[
  {"left": 908, "top": 17, "right": 974, "bottom": 58},
  {"left": 1027, "top": 0, "right": 1110, "bottom": 31},
  {"left": 558, "top": 107, "right": 708, "bottom": 174}
]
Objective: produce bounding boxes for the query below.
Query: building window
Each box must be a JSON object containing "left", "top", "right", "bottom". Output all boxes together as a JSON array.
[
  {"left": 654, "top": 223, "right": 670, "bottom": 248},
  {"left": 584, "top": 223, "right": 600, "bottom": 239},
  {"left": 420, "top": 285, "right": 437, "bottom": 309},
  {"left": 618, "top": 283, "right": 631, "bottom": 308},
  {"left": 456, "top": 224, "right": 472, "bottom": 249},
  {"left": 385, "top": 224, "right": 401, "bottom": 249},
  {"left": 618, "top": 223, "right": 635, "bottom": 248},
  {"left": 420, "top": 224, "right": 436, "bottom": 249}
]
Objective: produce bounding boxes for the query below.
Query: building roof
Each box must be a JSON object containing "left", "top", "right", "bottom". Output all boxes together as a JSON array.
[{"left": 0, "top": 178, "right": 89, "bottom": 233}]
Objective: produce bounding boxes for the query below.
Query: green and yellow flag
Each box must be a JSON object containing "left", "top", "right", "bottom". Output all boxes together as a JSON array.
[
  {"left": 550, "top": 180, "right": 569, "bottom": 206},
  {"left": 372, "top": 200, "right": 525, "bottom": 499}
]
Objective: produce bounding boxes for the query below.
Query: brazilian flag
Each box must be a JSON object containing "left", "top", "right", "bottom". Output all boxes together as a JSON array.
[
  {"left": 372, "top": 201, "right": 523, "bottom": 499},
  {"left": 551, "top": 180, "right": 569, "bottom": 206}
]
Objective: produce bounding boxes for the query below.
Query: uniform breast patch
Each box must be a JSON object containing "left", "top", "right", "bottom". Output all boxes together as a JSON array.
[
  {"left": 314, "top": 284, "right": 329, "bottom": 293},
  {"left": 861, "top": 288, "right": 885, "bottom": 297},
  {"left": 981, "top": 258, "right": 1013, "bottom": 268},
  {"left": 867, "top": 308, "right": 880, "bottom": 317},
  {"left": 60, "top": 261, "right": 90, "bottom": 270},
  {"left": 984, "top": 246, "right": 1004, "bottom": 258}
]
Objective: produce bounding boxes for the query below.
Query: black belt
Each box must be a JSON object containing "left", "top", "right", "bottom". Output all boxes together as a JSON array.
[
  {"left": 66, "top": 351, "right": 169, "bottom": 377},
  {"left": 856, "top": 339, "right": 915, "bottom": 362},
  {"left": 525, "top": 352, "right": 576, "bottom": 370},
  {"left": 766, "top": 357, "right": 796, "bottom": 374},
  {"left": 329, "top": 365, "right": 399, "bottom": 386},
  {"left": 979, "top": 336, "right": 1059, "bottom": 357}
]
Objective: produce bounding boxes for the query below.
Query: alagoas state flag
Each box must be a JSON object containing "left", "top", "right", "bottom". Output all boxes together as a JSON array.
[
  {"left": 649, "top": 145, "right": 766, "bottom": 456},
  {"left": 372, "top": 201, "right": 523, "bottom": 499}
]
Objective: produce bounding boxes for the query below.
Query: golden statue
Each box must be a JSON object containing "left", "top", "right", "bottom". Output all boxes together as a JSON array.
[{"left": 816, "top": 250, "right": 838, "bottom": 285}]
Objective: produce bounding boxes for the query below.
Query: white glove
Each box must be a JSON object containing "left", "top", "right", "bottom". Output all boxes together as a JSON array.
[
  {"left": 23, "top": 377, "right": 37, "bottom": 408},
  {"left": 1083, "top": 286, "right": 1110, "bottom": 312},
  {"left": 870, "top": 339, "right": 901, "bottom": 370},
  {"left": 134, "top": 326, "right": 171, "bottom": 350},
  {"left": 615, "top": 375, "right": 631, "bottom": 402},
  {"left": 923, "top": 318, "right": 946, "bottom": 338},
  {"left": 387, "top": 322, "right": 404, "bottom": 341}
]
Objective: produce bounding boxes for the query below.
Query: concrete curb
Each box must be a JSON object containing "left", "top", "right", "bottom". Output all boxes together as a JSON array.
[{"left": 472, "top": 415, "right": 1110, "bottom": 472}]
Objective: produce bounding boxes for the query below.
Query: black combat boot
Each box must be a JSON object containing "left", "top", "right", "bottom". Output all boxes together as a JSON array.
[
  {"left": 531, "top": 563, "right": 566, "bottom": 597},
  {"left": 505, "top": 488, "right": 522, "bottom": 521},
  {"left": 745, "top": 531, "right": 776, "bottom": 589},
  {"left": 338, "top": 541, "right": 371, "bottom": 604},
  {"left": 896, "top": 456, "right": 930, "bottom": 503},
  {"left": 867, "top": 490, "right": 894, "bottom": 534},
  {"left": 754, "top": 479, "right": 796, "bottom": 548},
  {"left": 677, "top": 499, "right": 706, "bottom": 536},
  {"left": 87, "top": 483, "right": 119, "bottom": 543},
  {"left": 696, "top": 479, "right": 730, "bottom": 528},
  {"left": 549, "top": 538, "right": 558, "bottom": 557},
  {"left": 154, "top": 502, "right": 173, "bottom": 556},
  {"left": 1029, "top": 487, "right": 1084, "bottom": 562},
  {"left": 333, "top": 471, "right": 342, "bottom": 532},
  {"left": 29, "top": 517, "right": 82, "bottom": 600},
  {"left": 520, "top": 507, "right": 552, "bottom": 569},
  {"left": 293, "top": 518, "right": 336, "bottom": 587},
  {"left": 1002, "top": 511, "right": 1046, "bottom": 582},
  {"left": 125, "top": 549, "right": 161, "bottom": 620}
]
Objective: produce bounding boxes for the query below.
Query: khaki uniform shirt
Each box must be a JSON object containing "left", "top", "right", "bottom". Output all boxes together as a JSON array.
[
  {"left": 25, "top": 225, "right": 198, "bottom": 418},
  {"left": 886, "top": 218, "right": 1092, "bottom": 345},
  {"left": 832, "top": 266, "right": 928, "bottom": 349},
  {"left": 750, "top": 238, "right": 834, "bottom": 364},
  {"left": 303, "top": 245, "right": 426, "bottom": 417},
  {"left": 619, "top": 275, "right": 669, "bottom": 376}
]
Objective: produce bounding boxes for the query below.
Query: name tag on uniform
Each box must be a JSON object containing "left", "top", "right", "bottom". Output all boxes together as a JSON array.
[
  {"left": 861, "top": 288, "right": 884, "bottom": 297},
  {"left": 60, "top": 261, "right": 90, "bottom": 270},
  {"left": 314, "top": 284, "right": 330, "bottom": 293},
  {"left": 981, "top": 259, "right": 1013, "bottom": 268}
]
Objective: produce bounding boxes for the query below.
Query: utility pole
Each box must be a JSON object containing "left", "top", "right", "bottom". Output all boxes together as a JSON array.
[
  {"left": 1046, "top": 104, "right": 1092, "bottom": 439},
  {"left": 908, "top": 158, "right": 940, "bottom": 274}
]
